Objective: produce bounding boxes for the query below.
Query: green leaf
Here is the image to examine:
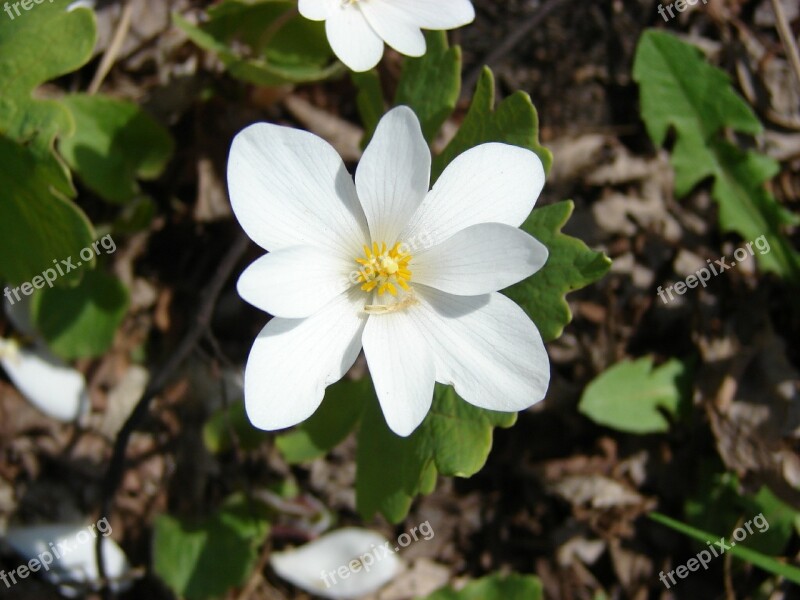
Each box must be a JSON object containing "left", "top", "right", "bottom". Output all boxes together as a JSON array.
[
  {"left": 356, "top": 384, "right": 515, "bottom": 523},
  {"left": 276, "top": 377, "right": 370, "bottom": 464},
  {"left": 420, "top": 573, "right": 544, "bottom": 600},
  {"left": 174, "top": 1, "right": 343, "bottom": 86},
  {"left": 153, "top": 495, "right": 271, "bottom": 600},
  {"left": 30, "top": 269, "right": 129, "bottom": 359},
  {"left": 0, "top": 2, "right": 101, "bottom": 287},
  {"left": 0, "top": 0, "right": 95, "bottom": 151},
  {"left": 633, "top": 30, "right": 800, "bottom": 280},
  {"left": 203, "top": 400, "right": 269, "bottom": 454},
  {"left": 58, "top": 95, "right": 173, "bottom": 204},
  {"left": 432, "top": 67, "right": 552, "bottom": 182},
  {"left": 649, "top": 512, "right": 800, "bottom": 585},
  {"left": 578, "top": 357, "right": 688, "bottom": 434},
  {"left": 686, "top": 467, "right": 799, "bottom": 556},
  {"left": 505, "top": 201, "right": 611, "bottom": 343},
  {"left": 0, "top": 135, "right": 94, "bottom": 286},
  {"left": 395, "top": 31, "right": 461, "bottom": 143},
  {"left": 742, "top": 487, "right": 799, "bottom": 556}
]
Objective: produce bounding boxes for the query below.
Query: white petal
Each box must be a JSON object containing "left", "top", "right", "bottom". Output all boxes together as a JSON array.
[
  {"left": 0, "top": 340, "right": 88, "bottom": 422},
  {"left": 237, "top": 246, "right": 354, "bottom": 319},
  {"left": 408, "top": 287, "right": 550, "bottom": 411},
  {"left": 298, "top": 0, "right": 337, "bottom": 20},
  {"left": 401, "top": 143, "right": 545, "bottom": 247},
  {"left": 270, "top": 528, "right": 399, "bottom": 599},
  {"left": 326, "top": 4, "right": 385, "bottom": 72},
  {"left": 4, "top": 522, "right": 131, "bottom": 597},
  {"left": 355, "top": 106, "right": 431, "bottom": 245},
  {"left": 372, "top": 0, "right": 475, "bottom": 29},
  {"left": 228, "top": 122, "right": 369, "bottom": 260},
  {"left": 358, "top": 1, "right": 426, "bottom": 57},
  {"left": 363, "top": 311, "right": 435, "bottom": 436},
  {"left": 412, "top": 222, "right": 548, "bottom": 295},
  {"left": 244, "top": 288, "right": 366, "bottom": 431}
]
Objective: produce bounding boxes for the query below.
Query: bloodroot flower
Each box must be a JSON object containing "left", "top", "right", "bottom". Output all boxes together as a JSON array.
[
  {"left": 298, "top": 0, "right": 476, "bottom": 72},
  {"left": 228, "top": 106, "right": 550, "bottom": 437}
]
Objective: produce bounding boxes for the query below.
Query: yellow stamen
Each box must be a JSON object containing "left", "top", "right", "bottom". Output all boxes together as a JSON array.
[{"left": 354, "top": 239, "right": 414, "bottom": 312}]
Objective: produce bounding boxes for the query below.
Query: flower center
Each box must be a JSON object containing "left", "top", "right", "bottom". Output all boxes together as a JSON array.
[{"left": 355, "top": 242, "right": 412, "bottom": 297}]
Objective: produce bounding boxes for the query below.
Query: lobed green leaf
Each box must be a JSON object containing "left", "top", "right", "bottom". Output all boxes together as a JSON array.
[
  {"left": 578, "top": 356, "right": 689, "bottom": 434},
  {"left": 506, "top": 201, "right": 611, "bottom": 343},
  {"left": 356, "top": 384, "right": 515, "bottom": 523},
  {"left": 633, "top": 30, "right": 800, "bottom": 280}
]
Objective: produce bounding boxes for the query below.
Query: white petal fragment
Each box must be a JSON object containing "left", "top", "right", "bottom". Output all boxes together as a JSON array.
[
  {"left": 298, "top": 0, "right": 337, "bottom": 20},
  {"left": 358, "top": 1, "right": 426, "bottom": 57},
  {"left": 412, "top": 222, "right": 548, "bottom": 295},
  {"left": 378, "top": 0, "right": 476, "bottom": 29},
  {"left": 237, "top": 246, "right": 354, "bottom": 319},
  {"left": 363, "top": 312, "right": 435, "bottom": 436},
  {"left": 270, "top": 528, "right": 399, "bottom": 599},
  {"left": 325, "top": 4, "right": 385, "bottom": 72},
  {"left": 401, "top": 143, "right": 546, "bottom": 246},
  {"left": 228, "top": 123, "right": 368, "bottom": 259},
  {"left": 356, "top": 106, "right": 431, "bottom": 245},
  {"left": 410, "top": 287, "right": 550, "bottom": 412},
  {"left": 4, "top": 523, "right": 131, "bottom": 598},
  {"left": 244, "top": 288, "right": 366, "bottom": 431},
  {"left": 0, "top": 340, "right": 88, "bottom": 422}
]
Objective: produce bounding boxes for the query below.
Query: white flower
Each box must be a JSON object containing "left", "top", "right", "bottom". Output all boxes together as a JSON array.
[
  {"left": 298, "top": 0, "right": 475, "bottom": 72},
  {"left": 228, "top": 106, "right": 550, "bottom": 437},
  {"left": 0, "top": 337, "right": 89, "bottom": 422},
  {"left": 270, "top": 528, "right": 399, "bottom": 598}
]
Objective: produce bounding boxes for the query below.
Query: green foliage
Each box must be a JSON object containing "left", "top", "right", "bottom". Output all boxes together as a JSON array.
[
  {"left": 633, "top": 30, "right": 800, "bottom": 280},
  {"left": 578, "top": 357, "right": 689, "bottom": 434},
  {"left": 276, "top": 377, "right": 370, "bottom": 463},
  {"left": 420, "top": 573, "right": 544, "bottom": 600},
  {"left": 59, "top": 94, "right": 173, "bottom": 204},
  {"left": 153, "top": 495, "right": 271, "bottom": 600},
  {"left": 0, "top": 0, "right": 95, "bottom": 152},
  {"left": 0, "top": 1, "right": 97, "bottom": 285},
  {"left": 356, "top": 384, "right": 516, "bottom": 522},
  {"left": 432, "top": 67, "right": 552, "bottom": 182},
  {"left": 686, "top": 467, "right": 799, "bottom": 556},
  {"left": 0, "top": 136, "right": 94, "bottom": 286},
  {"left": 649, "top": 511, "right": 800, "bottom": 585},
  {"left": 30, "top": 269, "right": 129, "bottom": 359},
  {"left": 174, "top": 0, "right": 343, "bottom": 86},
  {"left": 506, "top": 201, "right": 611, "bottom": 342},
  {"left": 395, "top": 31, "right": 461, "bottom": 143}
]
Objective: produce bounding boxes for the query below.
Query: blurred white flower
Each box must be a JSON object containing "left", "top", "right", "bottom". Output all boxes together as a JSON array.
[
  {"left": 298, "top": 0, "right": 475, "bottom": 71},
  {"left": 270, "top": 528, "right": 399, "bottom": 599},
  {"left": 228, "top": 106, "right": 550, "bottom": 437},
  {"left": 0, "top": 337, "right": 88, "bottom": 422},
  {"left": 3, "top": 522, "right": 131, "bottom": 598}
]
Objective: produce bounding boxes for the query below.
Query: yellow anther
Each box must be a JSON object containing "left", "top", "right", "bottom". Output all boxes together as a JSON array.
[{"left": 354, "top": 240, "right": 413, "bottom": 300}]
